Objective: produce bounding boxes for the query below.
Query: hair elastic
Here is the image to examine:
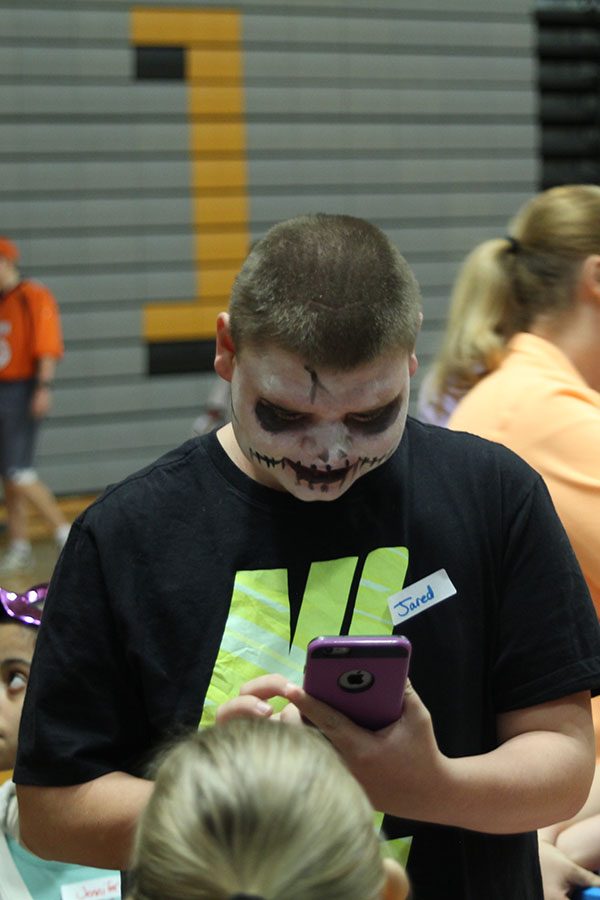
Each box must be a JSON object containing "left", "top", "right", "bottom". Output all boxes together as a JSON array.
[
  {"left": 229, "top": 895, "right": 265, "bottom": 900},
  {"left": 505, "top": 235, "right": 520, "bottom": 254}
]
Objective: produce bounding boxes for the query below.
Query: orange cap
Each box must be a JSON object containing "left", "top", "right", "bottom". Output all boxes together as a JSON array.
[{"left": 0, "top": 237, "right": 19, "bottom": 262}]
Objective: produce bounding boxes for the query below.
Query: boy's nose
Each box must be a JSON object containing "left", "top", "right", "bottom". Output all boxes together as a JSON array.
[
  {"left": 316, "top": 447, "right": 351, "bottom": 463},
  {"left": 301, "top": 423, "right": 351, "bottom": 463}
]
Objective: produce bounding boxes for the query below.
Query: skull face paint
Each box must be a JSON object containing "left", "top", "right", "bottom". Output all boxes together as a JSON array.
[{"left": 224, "top": 344, "right": 417, "bottom": 501}]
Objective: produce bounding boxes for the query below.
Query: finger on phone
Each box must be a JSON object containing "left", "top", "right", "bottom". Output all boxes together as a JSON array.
[{"left": 238, "top": 673, "right": 290, "bottom": 699}]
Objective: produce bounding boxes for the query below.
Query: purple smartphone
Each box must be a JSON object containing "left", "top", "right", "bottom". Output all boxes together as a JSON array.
[{"left": 303, "top": 635, "right": 411, "bottom": 730}]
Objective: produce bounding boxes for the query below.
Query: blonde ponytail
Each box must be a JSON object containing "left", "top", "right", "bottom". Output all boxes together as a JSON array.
[
  {"left": 423, "top": 184, "right": 600, "bottom": 420},
  {"left": 425, "top": 238, "right": 521, "bottom": 418}
]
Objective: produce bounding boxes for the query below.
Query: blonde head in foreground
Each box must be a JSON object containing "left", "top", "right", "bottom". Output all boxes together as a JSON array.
[{"left": 127, "top": 718, "right": 408, "bottom": 900}]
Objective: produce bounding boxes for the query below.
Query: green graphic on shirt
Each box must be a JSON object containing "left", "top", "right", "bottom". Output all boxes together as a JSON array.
[
  {"left": 352, "top": 545, "right": 409, "bottom": 633},
  {"left": 199, "top": 545, "right": 409, "bottom": 723},
  {"left": 199, "top": 546, "right": 412, "bottom": 863}
]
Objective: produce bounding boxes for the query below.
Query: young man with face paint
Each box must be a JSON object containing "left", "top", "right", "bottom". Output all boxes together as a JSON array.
[
  {"left": 12, "top": 215, "right": 600, "bottom": 900},
  {"left": 217, "top": 342, "right": 414, "bottom": 498}
]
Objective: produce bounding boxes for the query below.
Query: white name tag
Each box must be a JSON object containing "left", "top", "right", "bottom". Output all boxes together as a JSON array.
[
  {"left": 388, "top": 568, "right": 456, "bottom": 625},
  {"left": 61, "top": 874, "right": 121, "bottom": 900}
]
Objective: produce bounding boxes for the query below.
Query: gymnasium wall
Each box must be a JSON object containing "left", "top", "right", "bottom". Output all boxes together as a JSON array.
[{"left": 0, "top": 0, "right": 538, "bottom": 494}]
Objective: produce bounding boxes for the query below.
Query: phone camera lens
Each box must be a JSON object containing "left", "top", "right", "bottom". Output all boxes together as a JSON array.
[{"left": 338, "top": 669, "right": 374, "bottom": 692}]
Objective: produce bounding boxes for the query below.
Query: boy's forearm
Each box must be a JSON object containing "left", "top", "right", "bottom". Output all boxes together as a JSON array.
[
  {"left": 17, "top": 772, "right": 153, "bottom": 870},
  {"left": 285, "top": 683, "right": 595, "bottom": 836},
  {"left": 404, "top": 730, "right": 594, "bottom": 834}
]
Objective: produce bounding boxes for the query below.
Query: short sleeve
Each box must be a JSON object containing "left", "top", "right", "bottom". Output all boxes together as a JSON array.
[
  {"left": 492, "top": 475, "right": 600, "bottom": 711},
  {"left": 29, "top": 283, "right": 64, "bottom": 360},
  {"left": 14, "top": 518, "right": 153, "bottom": 786}
]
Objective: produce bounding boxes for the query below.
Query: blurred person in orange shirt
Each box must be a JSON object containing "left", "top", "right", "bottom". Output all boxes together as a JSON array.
[{"left": 0, "top": 238, "right": 69, "bottom": 572}]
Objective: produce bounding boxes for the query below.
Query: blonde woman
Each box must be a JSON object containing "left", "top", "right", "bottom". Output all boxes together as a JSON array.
[
  {"left": 419, "top": 184, "right": 600, "bottom": 617},
  {"left": 127, "top": 718, "right": 408, "bottom": 900}
]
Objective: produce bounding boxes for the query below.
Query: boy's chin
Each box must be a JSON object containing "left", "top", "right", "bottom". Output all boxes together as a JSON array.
[{"left": 282, "top": 475, "right": 357, "bottom": 502}]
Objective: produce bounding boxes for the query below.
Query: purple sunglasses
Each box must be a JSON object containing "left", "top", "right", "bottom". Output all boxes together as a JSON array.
[{"left": 0, "top": 583, "right": 48, "bottom": 627}]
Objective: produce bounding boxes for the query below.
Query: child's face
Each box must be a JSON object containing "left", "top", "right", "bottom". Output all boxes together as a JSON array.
[
  {"left": 227, "top": 343, "right": 417, "bottom": 501},
  {"left": 0, "top": 623, "right": 34, "bottom": 770}
]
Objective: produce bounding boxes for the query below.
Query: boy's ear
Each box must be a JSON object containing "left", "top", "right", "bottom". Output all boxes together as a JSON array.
[
  {"left": 409, "top": 351, "right": 419, "bottom": 378},
  {"left": 381, "top": 858, "right": 409, "bottom": 900},
  {"left": 214, "top": 313, "right": 236, "bottom": 382},
  {"left": 408, "top": 312, "right": 423, "bottom": 377}
]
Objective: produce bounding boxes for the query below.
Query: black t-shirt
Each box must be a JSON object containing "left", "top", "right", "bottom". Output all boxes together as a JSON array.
[{"left": 15, "top": 419, "right": 600, "bottom": 899}]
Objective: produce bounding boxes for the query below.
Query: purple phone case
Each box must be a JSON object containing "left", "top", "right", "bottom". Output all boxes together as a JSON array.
[{"left": 303, "top": 635, "right": 411, "bottom": 730}]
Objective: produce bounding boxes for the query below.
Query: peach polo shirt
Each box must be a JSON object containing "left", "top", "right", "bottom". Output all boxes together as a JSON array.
[{"left": 449, "top": 332, "right": 600, "bottom": 616}]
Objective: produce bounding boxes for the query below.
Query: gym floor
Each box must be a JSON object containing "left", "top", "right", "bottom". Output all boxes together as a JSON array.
[
  {"left": 1, "top": 537, "right": 63, "bottom": 593},
  {"left": 0, "top": 494, "right": 96, "bottom": 594}
]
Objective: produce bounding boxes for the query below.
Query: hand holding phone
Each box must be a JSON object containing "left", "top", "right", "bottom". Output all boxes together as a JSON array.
[{"left": 303, "top": 634, "right": 411, "bottom": 731}]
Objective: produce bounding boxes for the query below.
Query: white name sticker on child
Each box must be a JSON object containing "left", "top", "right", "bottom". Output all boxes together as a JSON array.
[
  {"left": 61, "top": 875, "right": 121, "bottom": 900},
  {"left": 388, "top": 568, "right": 456, "bottom": 626}
]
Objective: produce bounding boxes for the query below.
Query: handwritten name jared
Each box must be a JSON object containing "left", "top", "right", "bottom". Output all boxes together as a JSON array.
[
  {"left": 387, "top": 569, "right": 456, "bottom": 625},
  {"left": 393, "top": 584, "right": 434, "bottom": 617}
]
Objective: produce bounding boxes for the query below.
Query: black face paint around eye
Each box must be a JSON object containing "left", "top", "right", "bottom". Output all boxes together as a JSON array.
[
  {"left": 254, "top": 399, "right": 307, "bottom": 433},
  {"left": 346, "top": 396, "right": 402, "bottom": 435}
]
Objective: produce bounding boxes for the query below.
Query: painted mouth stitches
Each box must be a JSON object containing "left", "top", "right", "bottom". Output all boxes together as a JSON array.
[
  {"left": 292, "top": 461, "right": 348, "bottom": 484},
  {"left": 248, "top": 449, "right": 389, "bottom": 492}
]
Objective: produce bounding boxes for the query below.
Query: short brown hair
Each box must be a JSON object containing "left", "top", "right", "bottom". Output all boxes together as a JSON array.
[{"left": 229, "top": 214, "right": 421, "bottom": 369}]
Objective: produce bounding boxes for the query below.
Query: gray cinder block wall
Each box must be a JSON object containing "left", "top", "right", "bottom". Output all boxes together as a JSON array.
[{"left": 0, "top": 0, "right": 538, "bottom": 495}]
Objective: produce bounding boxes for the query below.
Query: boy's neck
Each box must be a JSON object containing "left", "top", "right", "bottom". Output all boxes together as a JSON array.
[{"left": 216, "top": 422, "right": 284, "bottom": 490}]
